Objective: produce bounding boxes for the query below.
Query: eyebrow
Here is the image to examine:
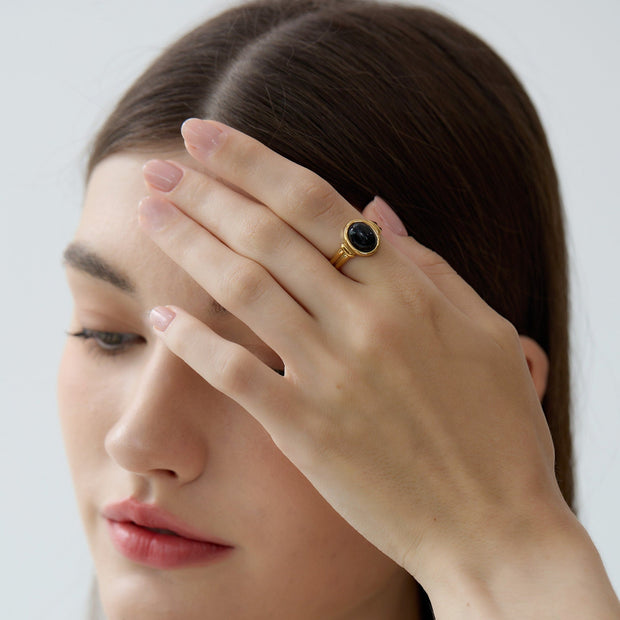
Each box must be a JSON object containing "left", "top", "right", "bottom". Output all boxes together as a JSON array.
[
  {"left": 63, "top": 242, "right": 135, "bottom": 293},
  {"left": 62, "top": 241, "right": 230, "bottom": 317}
]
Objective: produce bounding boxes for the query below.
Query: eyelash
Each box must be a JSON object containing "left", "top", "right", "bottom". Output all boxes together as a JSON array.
[
  {"left": 68, "top": 328, "right": 145, "bottom": 357},
  {"left": 67, "top": 327, "right": 285, "bottom": 374}
]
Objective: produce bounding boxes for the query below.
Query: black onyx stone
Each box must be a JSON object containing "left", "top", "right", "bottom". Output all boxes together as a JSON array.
[{"left": 347, "top": 222, "right": 377, "bottom": 252}]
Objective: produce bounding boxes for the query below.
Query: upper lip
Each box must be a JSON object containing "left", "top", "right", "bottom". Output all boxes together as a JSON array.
[{"left": 102, "top": 498, "right": 233, "bottom": 546}]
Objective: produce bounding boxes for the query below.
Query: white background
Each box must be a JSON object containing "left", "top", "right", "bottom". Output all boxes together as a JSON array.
[{"left": 1, "top": 1, "right": 618, "bottom": 617}]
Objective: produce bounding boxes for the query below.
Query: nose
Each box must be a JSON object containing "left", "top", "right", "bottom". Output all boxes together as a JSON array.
[{"left": 105, "top": 339, "right": 209, "bottom": 485}]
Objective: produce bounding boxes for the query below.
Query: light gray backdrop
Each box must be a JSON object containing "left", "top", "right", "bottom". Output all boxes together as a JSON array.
[{"left": 1, "top": 1, "right": 618, "bottom": 618}]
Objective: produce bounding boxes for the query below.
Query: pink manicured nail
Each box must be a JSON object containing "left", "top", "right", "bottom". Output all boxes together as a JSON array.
[
  {"left": 143, "top": 160, "right": 183, "bottom": 192},
  {"left": 181, "top": 118, "right": 226, "bottom": 157},
  {"left": 372, "top": 196, "right": 408, "bottom": 236},
  {"left": 150, "top": 306, "right": 176, "bottom": 332},
  {"left": 138, "top": 196, "right": 177, "bottom": 232}
]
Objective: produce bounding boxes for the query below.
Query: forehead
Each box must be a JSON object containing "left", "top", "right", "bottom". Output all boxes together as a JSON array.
[{"left": 75, "top": 151, "right": 210, "bottom": 311}]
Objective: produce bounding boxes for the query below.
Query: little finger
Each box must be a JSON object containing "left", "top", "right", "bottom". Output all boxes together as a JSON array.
[{"left": 363, "top": 196, "right": 502, "bottom": 325}]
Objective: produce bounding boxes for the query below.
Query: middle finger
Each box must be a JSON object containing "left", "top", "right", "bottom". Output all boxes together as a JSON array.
[{"left": 143, "top": 159, "right": 354, "bottom": 319}]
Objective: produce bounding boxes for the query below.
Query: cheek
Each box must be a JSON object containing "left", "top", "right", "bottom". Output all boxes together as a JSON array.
[
  {"left": 57, "top": 341, "right": 116, "bottom": 494},
  {"left": 243, "top": 459, "right": 407, "bottom": 614},
  {"left": 234, "top": 431, "right": 401, "bottom": 584}
]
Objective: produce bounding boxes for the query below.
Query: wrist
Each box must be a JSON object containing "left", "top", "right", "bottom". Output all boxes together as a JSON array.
[{"left": 413, "top": 499, "right": 619, "bottom": 618}]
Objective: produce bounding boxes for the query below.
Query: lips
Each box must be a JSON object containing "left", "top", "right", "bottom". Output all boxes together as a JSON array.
[{"left": 102, "top": 498, "right": 233, "bottom": 569}]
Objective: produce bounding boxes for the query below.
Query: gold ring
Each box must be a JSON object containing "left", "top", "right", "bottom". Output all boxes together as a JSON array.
[{"left": 329, "top": 219, "right": 381, "bottom": 270}]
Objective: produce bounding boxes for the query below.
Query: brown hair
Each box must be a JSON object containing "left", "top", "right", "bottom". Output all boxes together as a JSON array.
[{"left": 87, "top": 0, "right": 572, "bottom": 612}]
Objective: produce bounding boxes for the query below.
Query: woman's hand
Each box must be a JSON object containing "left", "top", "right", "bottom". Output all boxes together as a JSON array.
[{"left": 138, "top": 119, "right": 619, "bottom": 618}]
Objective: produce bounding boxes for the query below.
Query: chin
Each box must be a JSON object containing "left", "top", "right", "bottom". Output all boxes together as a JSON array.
[
  {"left": 94, "top": 555, "right": 240, "bottom": 620},
  {"left": 97, "top": 572, "right": 216, "bottom": 620}
]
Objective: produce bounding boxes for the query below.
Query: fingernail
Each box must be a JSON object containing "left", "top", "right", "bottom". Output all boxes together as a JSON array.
[
  {"left": 181, "top": 118, "right": 226, "bottom": 157},
  {"left": 143, "top": 159, "right": 183, "bottom": 192},
  {"left": 138, "top": 196, "right": 177, "bottom": 232},
  {"left": 150, "top": 306, "right": 176, "bottom": 332},
  {"left": 372, "top": 196, "right": 408, "bottom": 236}
]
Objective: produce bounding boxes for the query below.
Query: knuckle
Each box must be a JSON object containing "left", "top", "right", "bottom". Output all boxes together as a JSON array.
[
  {"left": 356, "top": 314, "right": 392, "bottom": 351},
  {"left": 222, "top": 260, "right": 269, "bottom": 306},
  {"left": 216, "top": 347, "right": 251, "bottom": 393},
  {"left": 177, "top": 170, "right": 213, "bottom": 212},
  {"left": 395, "top": 281, "right": 436, "bottom": 318},
  {"left": 349, "top": 288, "right": 443, "bottom": 354},
  {"left": 488, "top": 315, "right": 520, "bottom": 349},
  {"left": 165, "top": 223, "right": 202, "bottom": 265},
  {"left": 284, "top": 173, "right": 341, "bottom": 222},
  {"left": 238, "top": 212, "right": 286, "bottom": 255},
  {"left": 228, "top": 140, "right": 262, "bottom": 180},
  {"left": 166, "top": 317, "right": 196, "bottom": 359},
  {"left": 345, "top": 305, "right": 401, "bottom": 357},
  {"left": 417, "top": 248, "right": 454, "bottom": 277},
  {"left": 295, "top": 396, "right": 351, "bottom": 457}
]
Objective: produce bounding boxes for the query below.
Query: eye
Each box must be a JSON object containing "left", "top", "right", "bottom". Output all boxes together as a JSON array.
[{"left": 68, "top": 328, "right": 145, "bottom": 356}]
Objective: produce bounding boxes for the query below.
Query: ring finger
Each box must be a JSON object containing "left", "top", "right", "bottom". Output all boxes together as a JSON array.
[{"left": 180, "top": 119, "right": 408, "bottom": 284}]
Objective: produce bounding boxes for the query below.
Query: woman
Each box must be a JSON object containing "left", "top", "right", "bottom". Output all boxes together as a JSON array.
[{"left": 58, "top": 0, "right": 619, "bottom": 617}]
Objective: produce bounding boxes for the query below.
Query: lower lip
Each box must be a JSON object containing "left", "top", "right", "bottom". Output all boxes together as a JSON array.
[{"left": 106, "top": 520, "right": 233, "bottom": 569}]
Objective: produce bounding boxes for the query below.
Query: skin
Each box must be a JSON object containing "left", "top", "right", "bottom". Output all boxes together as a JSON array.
[
  {"left": 59, "top": 151, "right": 419, "bottom": 620},
  {"left": 59, "top": 119, "right": 620, "bottom": 619}
]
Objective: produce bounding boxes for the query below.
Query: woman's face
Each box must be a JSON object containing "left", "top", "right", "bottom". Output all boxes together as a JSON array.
[{"left": 58, "top": 152, "right": 415, "bottom": 620}]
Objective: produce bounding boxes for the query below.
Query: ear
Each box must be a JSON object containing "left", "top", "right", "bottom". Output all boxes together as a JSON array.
[{"left": 519, "top": 336, "right": 549, "bottom": 401}]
